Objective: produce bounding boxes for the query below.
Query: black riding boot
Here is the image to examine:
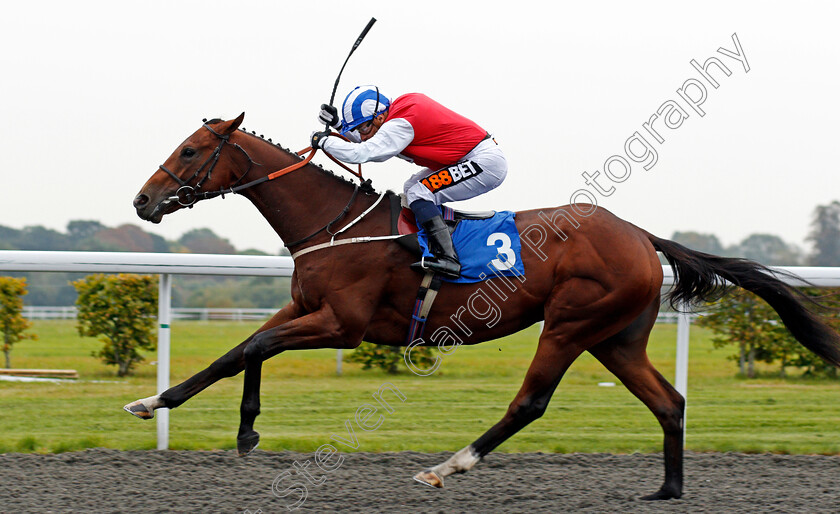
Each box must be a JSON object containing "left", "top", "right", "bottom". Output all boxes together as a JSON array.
[{"left": 411, "top": 215, "right": 461, "bottom": 279}]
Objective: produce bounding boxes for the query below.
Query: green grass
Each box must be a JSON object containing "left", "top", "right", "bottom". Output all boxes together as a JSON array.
[{"left": 0, "top": 320, "right": 838, "bottom": 455}]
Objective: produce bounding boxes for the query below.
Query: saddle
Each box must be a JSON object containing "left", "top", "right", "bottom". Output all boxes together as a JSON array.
[
  {"left": 389, "top": 193, "right": 494, "bottom": 344},
  {"left": 389, "top": 194, "right": 495, "bottom": 255}
]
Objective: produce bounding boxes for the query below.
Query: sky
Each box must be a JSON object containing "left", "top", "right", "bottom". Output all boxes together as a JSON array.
[{"left": 1, "top": 1, "right": 838, "bottom": 255}]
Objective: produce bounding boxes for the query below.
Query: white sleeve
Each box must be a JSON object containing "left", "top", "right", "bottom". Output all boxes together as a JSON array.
[{"left": 321, "top": 118, "right": 414, "bottom": 164}]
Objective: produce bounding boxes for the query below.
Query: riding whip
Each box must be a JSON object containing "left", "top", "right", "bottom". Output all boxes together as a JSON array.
[{"left": 325, "top": 17, "right": 377, "bottom": 130}]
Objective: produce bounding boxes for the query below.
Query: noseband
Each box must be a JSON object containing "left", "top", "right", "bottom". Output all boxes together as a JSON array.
[{"left": 158, "top": 122, "right": 257, "bottom": 207}]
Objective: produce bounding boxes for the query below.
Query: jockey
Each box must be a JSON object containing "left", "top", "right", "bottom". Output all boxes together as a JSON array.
[{"left": 311, "top": 85, "right": 508, "bottom": 279}]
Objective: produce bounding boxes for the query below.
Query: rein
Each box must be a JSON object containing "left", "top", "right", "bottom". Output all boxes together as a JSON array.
[
  {"left": 159, "top": 120, "right": 380, "bottom": 254},
  {"left": 161, "top": 122, "right": 364, "bottom": 208}
]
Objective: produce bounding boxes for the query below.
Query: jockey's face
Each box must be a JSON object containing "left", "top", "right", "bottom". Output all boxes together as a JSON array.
[{"left": 358, "top": 112, "right": 388, "bottom": 142}]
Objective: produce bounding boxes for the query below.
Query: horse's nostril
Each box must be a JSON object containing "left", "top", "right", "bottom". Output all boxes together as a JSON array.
[{"left": 133, "top": 194, "right": 150, "bottom": 208}]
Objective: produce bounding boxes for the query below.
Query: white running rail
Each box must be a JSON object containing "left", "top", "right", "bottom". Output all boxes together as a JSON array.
[
  {"left": 2, "top": 251, "right": 838, "bottom": 449},
  {"left": 0, "top": 251, "right": 293, "bottom": 450}
]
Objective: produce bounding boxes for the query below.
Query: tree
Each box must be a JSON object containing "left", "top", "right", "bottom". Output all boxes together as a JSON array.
[
  {"left": 67, "top": 220, "right": 119, "bottom": 252},
  {"left": 670, "top": 231, "right": 725, "bottom": 255},
  {"left": 239, "top": 248, "right": 270, "bottom": 256},
  {"left": 790, "top": 288, "right": 840, "bottom": 378},
  {"left": 807, "top": 201, "right": 840, "bottom": 266},
  {"left": 67, "top": 220, "right": 106, "bottom": 240},
  {"left": 698, "top": 288, "right": 840, "bottom": 378},
  {"left": 0, "top": 225, "right": 22, "bottom": 250},
  {"left": 0, "top": 277, "right": 37, "bottom": 368},
  {"left": 95, "top": 224, "right": 171, "bottom": 253},
  {"left": 179, "top": 228, "right": 236, "bottom": 254},
  {"left": 19, "top": 272, "right": 81, "bottom": 306},
  {"left": 73, "top": 274, "right": 158, "bottom": 376},
  {"left": 730, "top": 233, "right": 802, "bottom": 265},
  {"left": 19, "top": 226, "right": 71, "bottom": 251}
]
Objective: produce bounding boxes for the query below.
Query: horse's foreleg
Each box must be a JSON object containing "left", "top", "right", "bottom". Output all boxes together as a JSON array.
[
  {"left": 124, "top": 340, "right": 250, "bottom": 420},
  {"left": 237, "top": 335, "right": 264, "bottom": 454},
  {"left": 123, "top": 303, "right": 300, "bottom": 420},
  {"left": 236, "top": 304, "right": 365, "bottom": 456},
  {"left": 414, "top": 331, "right": 586, "bottom": 488}
]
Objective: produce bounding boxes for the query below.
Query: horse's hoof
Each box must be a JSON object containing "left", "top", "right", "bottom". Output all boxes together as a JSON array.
[
  {"left": 237, "top": 431, "right": 260, "bottom": 457},
  {"left": 123, "top": 400, "right": 154, "bottom": 420},
  {"left": 413, "top": 469, "right": 444, "bottom": 488},
  {"left": 641, "top": 485, "right": 681, "bottom": 500}
]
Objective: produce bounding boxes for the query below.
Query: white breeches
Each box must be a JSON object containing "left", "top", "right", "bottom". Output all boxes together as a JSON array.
[{"left": 404, "top": 137, "right": 508, "bottom": 205}]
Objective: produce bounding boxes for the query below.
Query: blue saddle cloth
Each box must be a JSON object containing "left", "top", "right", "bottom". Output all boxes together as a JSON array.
[{"left": 417, "top": 210, "right": 525, "bottom": 283}]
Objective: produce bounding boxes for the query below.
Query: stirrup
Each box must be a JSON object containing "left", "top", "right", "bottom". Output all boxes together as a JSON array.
[{"left": 411, "top": 256, "right": 461, "bottom": 279}]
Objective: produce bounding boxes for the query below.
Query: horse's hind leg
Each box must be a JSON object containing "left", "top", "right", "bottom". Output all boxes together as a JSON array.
[
  {"left": 588, "top": 301, "right": 685, "bottom": 500},
  {"left": 414, "top": 326, "right": 590, "bottom": 488}
]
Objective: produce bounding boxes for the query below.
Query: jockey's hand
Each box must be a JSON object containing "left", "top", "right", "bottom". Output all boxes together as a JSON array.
[
  {"left": 310, "top": 130, "right": 332, "bottom": 150},
  {"left": 318, "top": 104, "right": 341, "bottom": 129}
]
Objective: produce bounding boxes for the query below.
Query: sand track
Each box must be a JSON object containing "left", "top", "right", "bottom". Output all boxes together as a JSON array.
[{"left": 1, "top": 449, "right": 838, "bottom": 512}]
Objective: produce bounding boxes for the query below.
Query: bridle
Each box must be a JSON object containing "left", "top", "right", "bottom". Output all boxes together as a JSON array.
[
  {"left": 159, "top": 122, "right": 260, "bottom": 208},
  {"left": 158, "top": 119, "right": 371, "bottom": 249},
  {"left": 160, "top": 120, "right": 366, "bottom": 209}
]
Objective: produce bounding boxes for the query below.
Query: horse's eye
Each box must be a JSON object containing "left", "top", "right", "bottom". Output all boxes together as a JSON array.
[{"left": 181, "top": 148, "right": 196, "bottom": 158}]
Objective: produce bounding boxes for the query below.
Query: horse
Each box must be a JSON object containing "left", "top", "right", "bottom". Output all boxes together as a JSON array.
[{"left": 128, "top": 113, "right": 840, "bottom": 501}]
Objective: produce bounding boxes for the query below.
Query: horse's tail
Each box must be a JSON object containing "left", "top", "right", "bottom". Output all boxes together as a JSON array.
[{"left": 646, "top": 232, "right": 840, "bottom": 368}]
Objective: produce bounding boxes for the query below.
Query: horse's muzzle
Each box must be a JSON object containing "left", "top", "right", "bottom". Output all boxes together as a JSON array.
[{"left": 133, "top": 193, "right": 169, "bottom": 224}]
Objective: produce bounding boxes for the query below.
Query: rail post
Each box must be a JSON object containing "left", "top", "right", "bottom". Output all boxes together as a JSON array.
[
  {"left": 675, "top": 303, "right": 691, "bottom": 446},
  {"left": 157, "top": 273, "right": 172, "bottom": 450}
]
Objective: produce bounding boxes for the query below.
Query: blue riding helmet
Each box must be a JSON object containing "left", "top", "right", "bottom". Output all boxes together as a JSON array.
[{"left": 340, "top": 85, "right": 391, "bottom": 135}]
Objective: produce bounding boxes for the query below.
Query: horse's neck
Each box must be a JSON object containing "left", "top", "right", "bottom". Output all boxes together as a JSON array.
[{"left": 234, "top": 132, "right": 369, "bottom": 246}]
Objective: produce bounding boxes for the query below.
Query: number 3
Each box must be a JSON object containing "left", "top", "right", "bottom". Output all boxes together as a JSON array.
[{"left": 487, "top": 232, "right": 516, "bottom": 270}]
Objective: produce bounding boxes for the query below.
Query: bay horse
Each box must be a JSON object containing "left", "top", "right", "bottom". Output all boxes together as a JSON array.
[{"left": 128, "top": 113, "right": 840, "bottom": 501}]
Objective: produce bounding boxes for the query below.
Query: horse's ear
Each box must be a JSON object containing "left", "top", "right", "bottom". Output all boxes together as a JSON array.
[{"left": 217, "top": 112, "right": 245, "bottom": 135}]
